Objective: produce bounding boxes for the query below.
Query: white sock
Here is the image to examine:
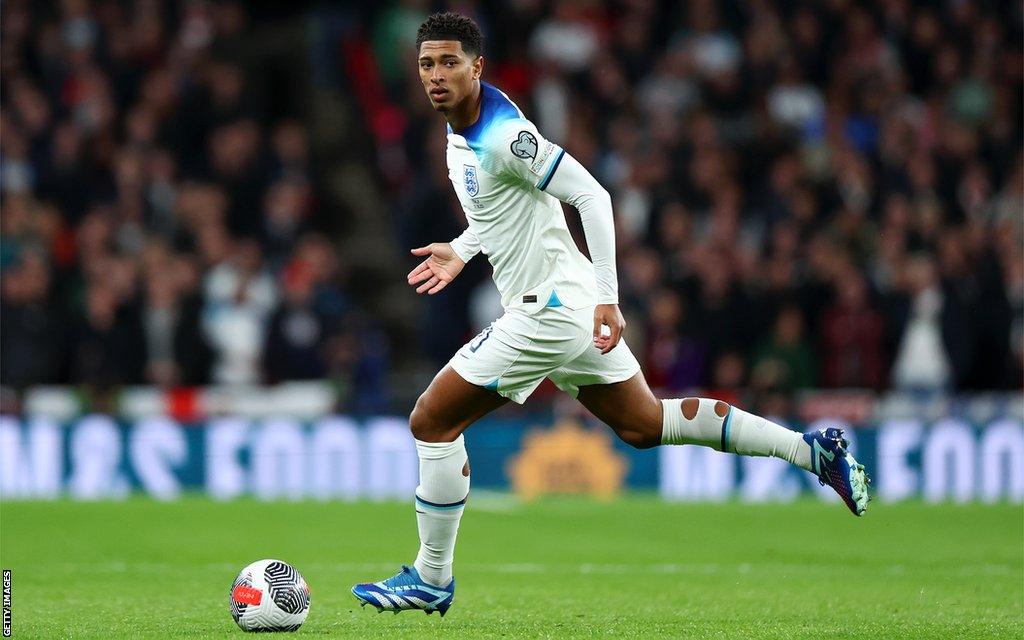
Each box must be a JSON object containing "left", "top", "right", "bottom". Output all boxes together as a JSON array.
[
  {"left": 413, "top": 435, "right": 469, "bottom": 587},
  {"left": 660, "top": 398, "right": 811, "bottom": 471}
]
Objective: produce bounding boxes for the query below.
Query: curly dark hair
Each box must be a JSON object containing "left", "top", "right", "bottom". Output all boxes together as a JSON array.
[{"left": 415, "top": 12, "right": 484, "bottom": 57}]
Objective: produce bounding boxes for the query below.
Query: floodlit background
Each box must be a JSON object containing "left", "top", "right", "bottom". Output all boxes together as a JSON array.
[{"left": 0, "top": 0, "right": 1021, "bottom": 499}]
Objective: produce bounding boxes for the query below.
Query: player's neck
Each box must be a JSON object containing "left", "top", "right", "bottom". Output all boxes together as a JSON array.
[{"left": 445, "top": 81, "right": 483, "bottom": 133}]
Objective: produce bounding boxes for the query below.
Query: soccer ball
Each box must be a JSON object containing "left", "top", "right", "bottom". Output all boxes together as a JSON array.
[{"left": 229, "top": 559, "right": 310, "bottom": 632}]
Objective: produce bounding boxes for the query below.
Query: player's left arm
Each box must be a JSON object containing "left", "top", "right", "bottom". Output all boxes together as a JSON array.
[
  {"left": 490, "top": 119, "right": 623, "bottom": 353},
  {"left": 542, "top": 154, "right": 623, "bottom": 354}
]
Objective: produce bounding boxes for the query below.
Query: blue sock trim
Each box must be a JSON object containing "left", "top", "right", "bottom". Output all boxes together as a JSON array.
[
  {"left": 416, "top": 495, "right": 467, "bottom": 510},
  {"left": 720, "top": 408, "right": 733, "bottom": 453},
  {"left": 484, "top": 378, "right": 499, "bottom": 391},
  {"left": 545, "top": 290, "right": 563, "bottom": 307}
]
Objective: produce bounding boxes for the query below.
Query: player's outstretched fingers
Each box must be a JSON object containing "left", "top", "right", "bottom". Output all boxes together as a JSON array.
[
  {"left": 408, "top": 260, "right": 432, "bottom": 284},
  {"left": 416, "top": 276, "right": 439, "bottom": 294},
  {"left": 427, "top": 278, "right": 449, "bottom": 294},
  {"left": 410, "top": 245, "right": 433, "bottom": 256}
]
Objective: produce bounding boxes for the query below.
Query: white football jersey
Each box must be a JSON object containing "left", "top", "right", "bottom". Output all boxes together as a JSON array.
[{"left": 445, "top": 82, "right": 597, "bottom": 313}]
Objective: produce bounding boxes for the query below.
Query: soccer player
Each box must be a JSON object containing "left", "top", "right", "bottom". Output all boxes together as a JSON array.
[{"left": 352, "top": 12, "right": 869, "bottom": 617}]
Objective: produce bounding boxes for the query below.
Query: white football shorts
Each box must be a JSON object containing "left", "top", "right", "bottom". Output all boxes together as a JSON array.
[{"left": 448, "top": 304, "right": 641, "bottom": 404}]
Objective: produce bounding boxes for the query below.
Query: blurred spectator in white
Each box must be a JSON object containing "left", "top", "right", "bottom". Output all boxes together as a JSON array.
[
  {"left": 767, "top": 58, "right": 825, "bottom": 137},
  {"left": 890, "top": 255, "right": 968, "bottom": 390},
  {"left": 202, "top": 238, "right": 278, "bottom": 385},
  {"left": 529, "top": 1, "right": 600, "bottom": 73},
  {"left": 681, "top": 0, "right": 741, "bottom": 79}
]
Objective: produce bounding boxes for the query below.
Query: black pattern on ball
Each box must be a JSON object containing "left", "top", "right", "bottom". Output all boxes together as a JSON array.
[{"left": 264, "top": 561, "right": 310, "bottom": 615}]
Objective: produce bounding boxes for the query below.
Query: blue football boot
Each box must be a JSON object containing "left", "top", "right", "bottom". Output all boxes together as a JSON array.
[
  {"left": 352, "top": 565, "right": 454, "bottom": 616},
  {"left": 803, "top": 427, "right": 871, "bottom": 516}
]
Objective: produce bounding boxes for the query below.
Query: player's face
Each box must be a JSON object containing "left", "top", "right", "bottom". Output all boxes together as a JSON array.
[{"left": 417, "top": 41, "right": 481, "bottom": 113}]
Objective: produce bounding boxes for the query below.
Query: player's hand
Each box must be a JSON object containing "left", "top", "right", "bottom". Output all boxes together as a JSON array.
[
  {"left": 407, "top": 242, "right": 466, "bottom": 294},
  {"left": 593, "top": 303, "right": 625, "bottom": 354}
]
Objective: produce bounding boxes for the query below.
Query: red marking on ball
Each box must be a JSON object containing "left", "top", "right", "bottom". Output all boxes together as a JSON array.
[{"left": 233, "top": 584, "right": 263, "bottom": 606}]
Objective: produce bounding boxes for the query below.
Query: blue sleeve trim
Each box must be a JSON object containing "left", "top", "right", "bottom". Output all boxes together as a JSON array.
[{"left": 537, "top": 148, "right": 565, "bottom": 191}]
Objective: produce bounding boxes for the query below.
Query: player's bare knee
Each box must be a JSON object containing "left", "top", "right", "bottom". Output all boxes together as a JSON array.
[
  {"left": 407, "top": 400, "right": 429, "bottom": 439},
  {"left": 409, "top": 395, "right": 445, "bottom": 441},
  {"left": 410, "top": 394, "right": 466, "bottom": 442}
]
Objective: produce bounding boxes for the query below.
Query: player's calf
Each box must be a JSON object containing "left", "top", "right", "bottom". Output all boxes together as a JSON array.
[
  {"left": 660, "top": 397, "right": 871, "bottom": 515},
  {"left": 578, "top": 378, "right": 869, "bottom": 514},
  {"left": 608, "top": 415, "right": 662, "bottom": 449},
  {"left": 661, "top": 397, "right": 810, "bottom": 465},
  {"left": 577, "top": 379, "right": 664, "bottom": 449},
  {"left": 614, "top": 427, "right": 660, "bottom": 449}
]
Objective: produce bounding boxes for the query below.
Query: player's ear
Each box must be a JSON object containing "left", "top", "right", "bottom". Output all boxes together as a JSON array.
[{"left": 472, "top": 55, "right": 483, "bottom": 79}]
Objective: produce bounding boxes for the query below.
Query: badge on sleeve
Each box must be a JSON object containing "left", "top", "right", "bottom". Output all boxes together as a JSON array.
[{"left": 510, "top": 131, "right": 538, "bottom": 160}]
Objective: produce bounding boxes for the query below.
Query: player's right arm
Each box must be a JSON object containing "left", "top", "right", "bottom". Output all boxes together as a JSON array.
[
  {"left": 449, "top": 227, "right": 481, "bottom": 263},
  {"left": 407, "top": 240, "right": 468, "bottom": 294}
]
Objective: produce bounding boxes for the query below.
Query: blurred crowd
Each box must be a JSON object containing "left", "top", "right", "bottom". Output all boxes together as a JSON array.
[
  {"left": 0, "top": 0, "right": 387, "bottom": 409},
  {"left": 1, "top": 1, "right": 1021, "bottom": 404},
  {"left": 379, "top": 0, "right": 1023, "bottom": 393}
]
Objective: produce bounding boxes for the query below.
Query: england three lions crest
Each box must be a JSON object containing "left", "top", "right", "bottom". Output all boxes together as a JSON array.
[{"left": 463, "top": 164, "right": 479, "bottom": 197}]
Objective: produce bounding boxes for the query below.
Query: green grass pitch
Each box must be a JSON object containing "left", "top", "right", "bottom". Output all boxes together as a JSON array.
[{"left": 1, "top": 496, "right": 1021, "bottom": 639}]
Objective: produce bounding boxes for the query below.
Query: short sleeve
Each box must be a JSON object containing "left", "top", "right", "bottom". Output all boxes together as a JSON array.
[{"left": 485, "top": 120, "right": 566, "bottom": 190}]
